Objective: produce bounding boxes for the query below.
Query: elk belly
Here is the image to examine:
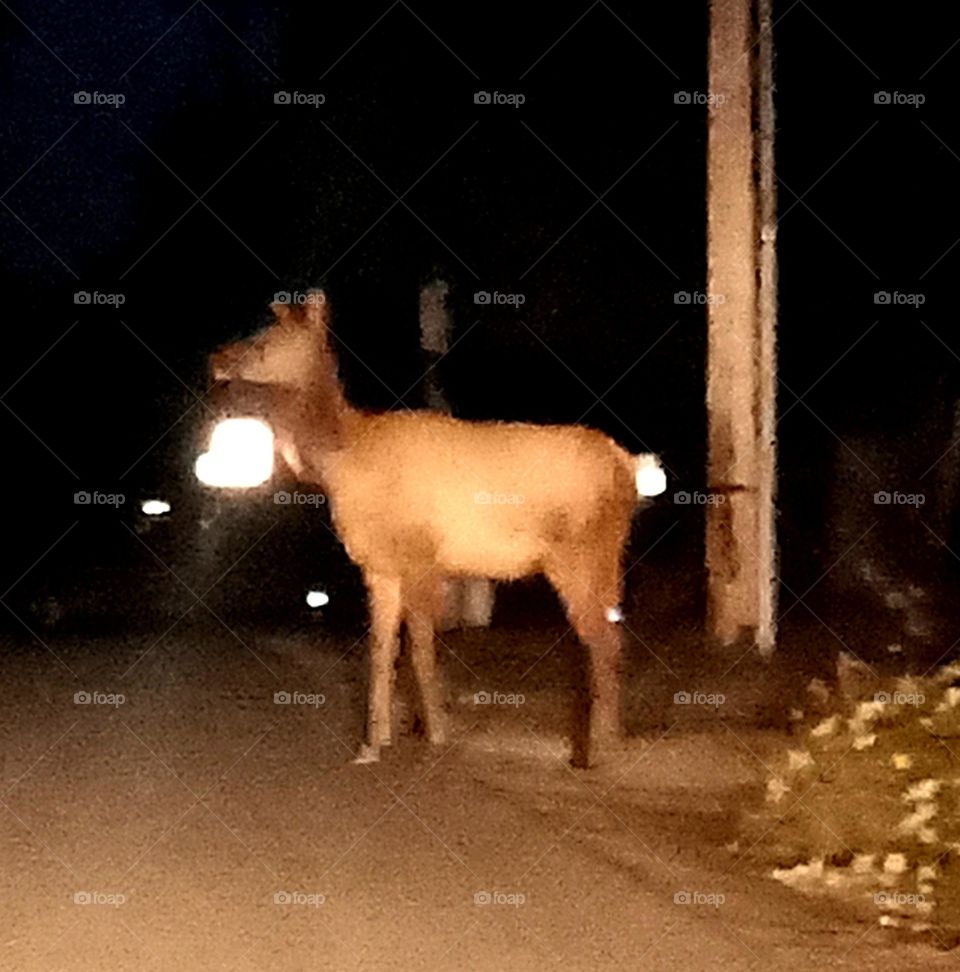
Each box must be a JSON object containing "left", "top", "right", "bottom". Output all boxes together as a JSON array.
[
  {"left": 436, "top": 534, "right": 541, "bottom": 579},
  {"left": 432, "top": 500, "right": 543, "bottom": 578}
]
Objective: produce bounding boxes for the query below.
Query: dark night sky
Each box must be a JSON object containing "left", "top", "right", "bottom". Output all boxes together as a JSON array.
[{"left": 1, "top": 2, "right": 959, "bottom": 617}]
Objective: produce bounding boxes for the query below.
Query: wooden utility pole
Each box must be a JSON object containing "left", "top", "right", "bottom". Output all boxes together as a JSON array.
[{"left": 706, "top": 0, "right": 778, "bottom": 654}]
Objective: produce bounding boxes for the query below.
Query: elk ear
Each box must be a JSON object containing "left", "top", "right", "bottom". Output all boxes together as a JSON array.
[
  {"left": 270, "top": 300, "right": 294, "bottom": 322},
  {"left": 302, "top": 291, "right": 330, "bottom": 329}
]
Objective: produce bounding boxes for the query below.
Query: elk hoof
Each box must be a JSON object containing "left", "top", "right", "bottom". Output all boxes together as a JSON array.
[
  {"left": 573, "top": 731, "right": 625, "bottom": 769},
  {"left": 353, "top": 743, "right": 381, "bottom": 764}
]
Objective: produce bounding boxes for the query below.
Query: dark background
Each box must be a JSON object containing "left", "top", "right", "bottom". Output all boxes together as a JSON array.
[{"left": 1, "top": 2, "right": 958, "bottom": 649}]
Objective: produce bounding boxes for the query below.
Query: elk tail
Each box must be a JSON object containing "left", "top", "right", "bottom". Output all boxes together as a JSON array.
[{"left": 622, "top": 450, "right": 667, "bottom": 499}]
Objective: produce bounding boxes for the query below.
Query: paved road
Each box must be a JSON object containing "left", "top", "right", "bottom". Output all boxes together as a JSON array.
[{"left": 0, "top": 621, "right": 948, "bottom": 970}]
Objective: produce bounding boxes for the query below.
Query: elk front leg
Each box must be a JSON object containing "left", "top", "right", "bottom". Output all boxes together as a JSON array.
[
  {"left": 356, "top": 572, "right": 402, "bottom": 763},
  {"left": 405, "top": 578, "right": 448, "bottom": 746}
]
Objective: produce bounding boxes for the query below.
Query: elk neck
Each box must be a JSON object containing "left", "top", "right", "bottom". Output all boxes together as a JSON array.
[{"left": 268, "top": 345, "right": 360, "bottom": 484}]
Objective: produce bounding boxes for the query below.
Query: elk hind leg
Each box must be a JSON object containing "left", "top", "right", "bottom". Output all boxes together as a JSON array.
[{"left": 548, "top": 556, "right": 624, "bottom": 768}]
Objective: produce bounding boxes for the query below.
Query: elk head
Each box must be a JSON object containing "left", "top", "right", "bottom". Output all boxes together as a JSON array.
[
  {"left": 207, "top": 292, "right": 350, "bottom": 475},
  {"left": 210, "top": 293, "right": 333, "bottom": 388}
]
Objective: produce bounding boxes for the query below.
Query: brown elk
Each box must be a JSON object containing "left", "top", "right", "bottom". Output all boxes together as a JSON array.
[{"left": 210, "top": 293, "right": 665, "bottom": 766}]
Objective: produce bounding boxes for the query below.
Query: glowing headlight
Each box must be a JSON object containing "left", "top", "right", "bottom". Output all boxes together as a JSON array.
[
  {"left": 195, "top": 418, "right": 274, "bottom": 488},
  {"left": 141, "top": 499, "right": 171, "bottom": 516}
]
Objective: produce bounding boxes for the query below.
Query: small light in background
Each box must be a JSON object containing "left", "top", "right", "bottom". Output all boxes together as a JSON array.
[
  {"left": 306, "top": 590, "right": 330, "bottom": 609},
  {"left": 195, "top": 418, "right": 274, "bottom": 488},
  {"left": 141, "top": 499, "right": 171, "bottom": 516}
]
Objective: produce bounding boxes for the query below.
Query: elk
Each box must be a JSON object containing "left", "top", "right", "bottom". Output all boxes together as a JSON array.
[{"left": 210, "top": 294, "right": 664, "bottom": 766}]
